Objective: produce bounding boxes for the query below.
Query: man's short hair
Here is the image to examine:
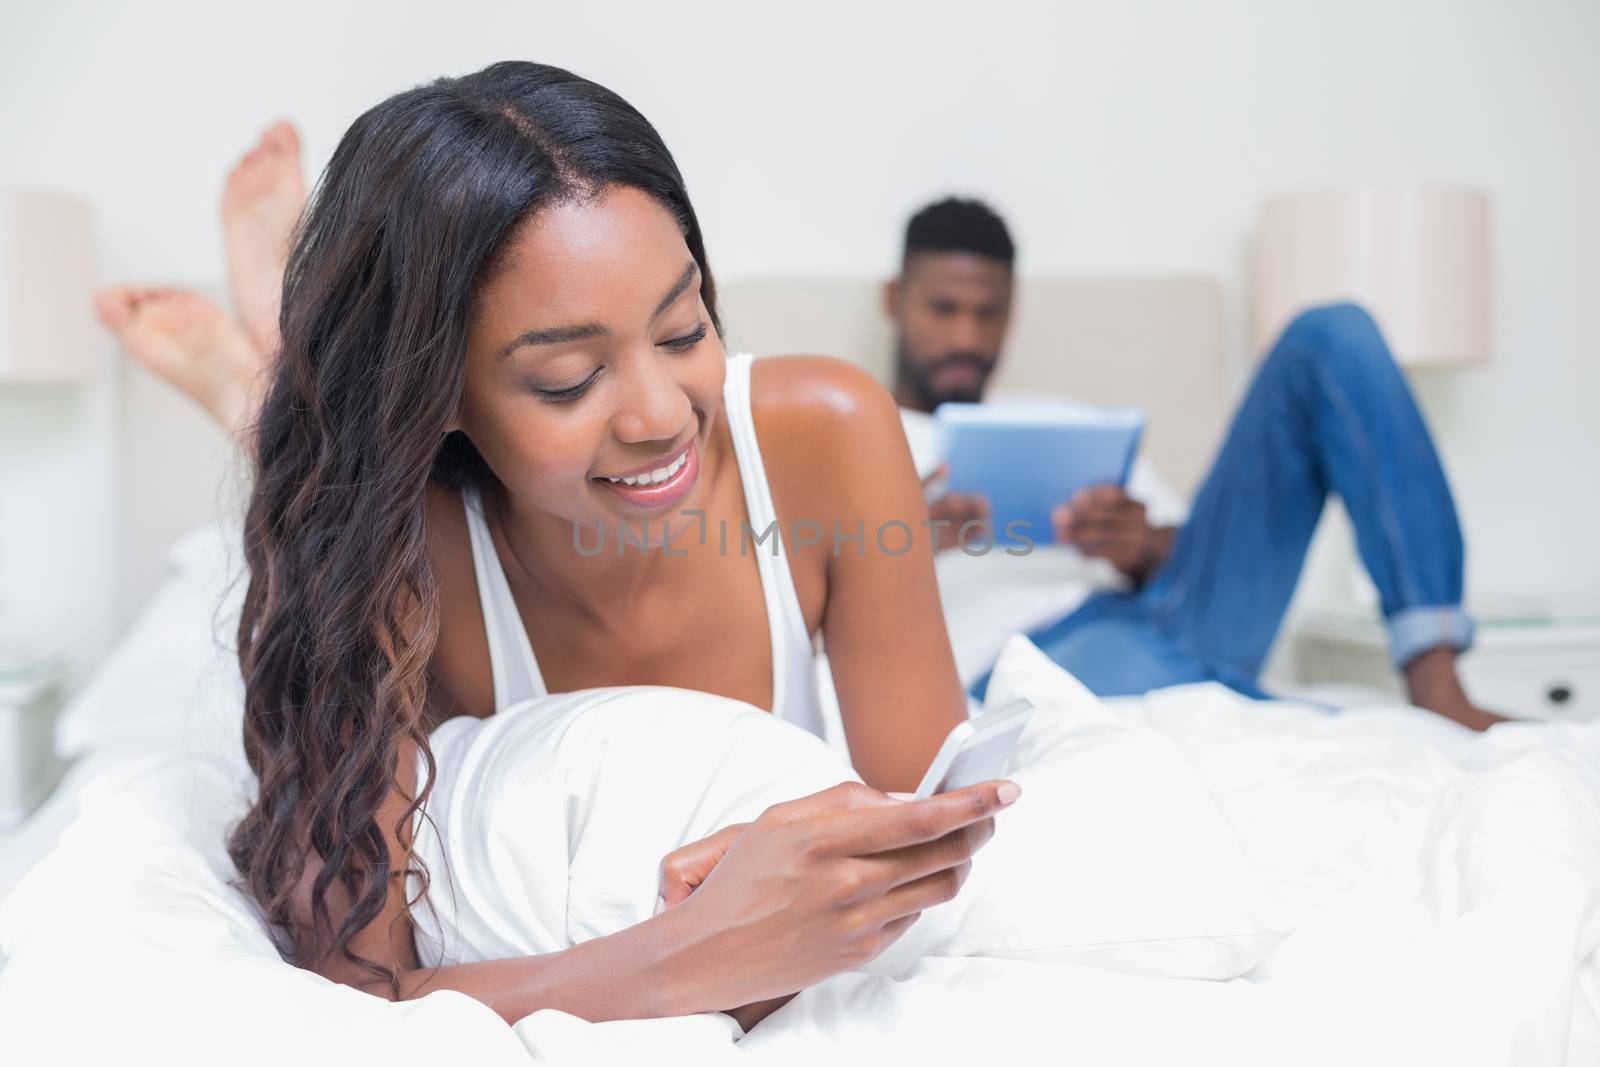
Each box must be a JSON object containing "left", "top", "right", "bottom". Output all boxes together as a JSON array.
[{"left": 902, "top": 197, "right": 1015, "bottom": 269}]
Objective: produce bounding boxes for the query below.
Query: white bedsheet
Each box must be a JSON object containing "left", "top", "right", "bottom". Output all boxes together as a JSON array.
[{"left": 4, "top": 644, "right": 1599, "bottom": 1065}]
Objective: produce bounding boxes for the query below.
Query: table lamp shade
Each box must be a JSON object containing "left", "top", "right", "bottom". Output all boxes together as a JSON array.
[
  {"left": 1253, "top": 185, "right": 1491, "bottom": 367},
  {"left": 0, "top": 189, "right": 97, "bottom": 384}
]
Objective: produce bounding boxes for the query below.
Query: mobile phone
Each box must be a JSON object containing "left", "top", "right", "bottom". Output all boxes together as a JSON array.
[{"left": 913, "top": 698, "right": 1035, "bottom": 800}]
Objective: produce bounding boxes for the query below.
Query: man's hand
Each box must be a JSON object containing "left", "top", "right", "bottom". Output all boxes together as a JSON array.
[
  {"left": 1051, "top": 485, "right": 1175, "bottom": 583},
  {"left": 922, "top": 464, "right": 990, "bottom": 553}
]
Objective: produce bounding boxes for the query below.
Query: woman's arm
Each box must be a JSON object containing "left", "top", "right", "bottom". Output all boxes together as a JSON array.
[
  {"left": 753, "top": 356, "right": 969, "bottom": 793},
  {"left": 300, "top": 739, "right": 1009, "bottom": 1025},
  {"left": 393, "top": 910, "right": 706, "bottom": 1024},
  {"left": 291, "top": 739, "right": 701, "bottom": 1025}
]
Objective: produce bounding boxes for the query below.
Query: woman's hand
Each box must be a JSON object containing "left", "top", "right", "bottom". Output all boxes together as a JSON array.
[
  {"left": 656, "top": 822, "right": 783, "bottom": 1032},
  {"left": 650, "top": 778, "right": 1018, "bottom": 1017},
  {"left": 657, "top": 823, "right": 750, "bottom": 911}
]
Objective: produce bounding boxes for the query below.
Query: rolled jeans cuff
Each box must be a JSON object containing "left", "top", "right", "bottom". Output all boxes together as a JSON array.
[{"left": 1387, "top": 605, "right": 1475, "bottom": 670}]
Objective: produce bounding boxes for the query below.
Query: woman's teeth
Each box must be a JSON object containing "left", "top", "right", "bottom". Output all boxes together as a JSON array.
[{"left": 604, "top": 449, "right": 688, "bottom": 487}]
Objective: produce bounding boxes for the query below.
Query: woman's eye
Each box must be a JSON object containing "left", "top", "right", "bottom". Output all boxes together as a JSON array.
[
  {"left": 529, "top": 325, "right": 704, "bottom": 402},
  {"left": 662, "top": 322, "right": 708, "bottom": 352},
  {"left": 532, "top": 367, "right": 601, "bottom": 403}
]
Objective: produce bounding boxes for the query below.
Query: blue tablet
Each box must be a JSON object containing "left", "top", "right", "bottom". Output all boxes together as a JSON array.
[{"left": 934, "top": 402, "right": 1146, "bottom": 548}]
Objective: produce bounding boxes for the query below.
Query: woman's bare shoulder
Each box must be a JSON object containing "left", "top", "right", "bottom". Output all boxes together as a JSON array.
[
  {"left": 747, "top": 354, "right": 911, "bottom": 494},
  {"left": 747, "top": 353, "right": 897, "bottom": 424}
]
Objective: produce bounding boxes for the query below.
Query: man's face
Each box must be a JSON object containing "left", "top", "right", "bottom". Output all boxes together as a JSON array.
[{"left": 888, "top": 252, "right": 1013, "bottom": 411}]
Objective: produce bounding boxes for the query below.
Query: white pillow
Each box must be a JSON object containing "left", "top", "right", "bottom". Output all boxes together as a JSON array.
[
  {"left": 54, "top": 520, "right": 246, "bottom": 761},
  {"left": 883, "top": 634, "right": 1293, "bottom": 980}
]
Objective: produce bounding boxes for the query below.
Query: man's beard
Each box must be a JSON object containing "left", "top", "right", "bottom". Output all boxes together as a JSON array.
[{"left": 896, "top": 341, "right": 995, "bottom": 410}]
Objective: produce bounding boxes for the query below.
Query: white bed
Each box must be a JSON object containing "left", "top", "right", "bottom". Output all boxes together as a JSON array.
[
  {"left": 3, "top": 519, "right": 1598, "bottom": 1066},
  {"left": 5, "top": 278, "right": 1599, "bottom": 1064}
]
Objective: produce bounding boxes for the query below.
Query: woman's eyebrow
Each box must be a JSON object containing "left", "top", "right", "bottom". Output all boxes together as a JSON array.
[
  {"left": 652, "top": 259, "right": 700, "bottom": 318},
  {"left": 495, "top": 260, "right": 700, "bottom": 362},
  {"left": 496, "top": 321, "right": 607, "bottom": 360}
]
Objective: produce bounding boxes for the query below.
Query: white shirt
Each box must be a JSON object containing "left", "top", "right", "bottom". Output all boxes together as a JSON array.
[{"left": 900, "top": 395, "right": 1189, "bottom": 683}]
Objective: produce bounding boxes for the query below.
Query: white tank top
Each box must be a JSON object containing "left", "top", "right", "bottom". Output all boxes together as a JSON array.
[{"left": 460, "top": 351, "right": 827, "bottom": 739}]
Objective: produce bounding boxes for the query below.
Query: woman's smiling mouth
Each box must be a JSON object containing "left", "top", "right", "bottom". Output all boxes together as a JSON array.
[
  {"left": 598, "top": 446, "right": 690, "bottom": 487},
  {"left": 592, "top": 440, "right": 699, "bottom": 510}
]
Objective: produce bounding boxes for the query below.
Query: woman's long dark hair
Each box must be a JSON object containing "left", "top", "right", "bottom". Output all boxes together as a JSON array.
[{"left": 226, "top": 61, "right": 721, "bottom": 992}]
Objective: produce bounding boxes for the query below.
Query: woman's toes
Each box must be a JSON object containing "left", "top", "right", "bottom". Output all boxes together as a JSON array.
[
  {"left": 261, "top": 119, "right": 300, "bottom": 156},
  {"left": 221, "top": 120, "right": 304, "bottom": 357},
  {"left": 93, "top": 286, "right": 134, "bottom": 330},
  {"left": 92, "top": 284, "right": 266, "bottom": 435}
]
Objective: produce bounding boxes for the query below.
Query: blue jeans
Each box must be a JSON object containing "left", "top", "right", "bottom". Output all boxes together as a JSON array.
[{"left": 970, "top": 303, "right": 1474, "bottom": 701}]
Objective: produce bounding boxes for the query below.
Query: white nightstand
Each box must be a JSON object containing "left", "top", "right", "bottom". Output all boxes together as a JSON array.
[
  {"left": 0, "top": 653, "right": 65, "bottom": 829},
  {"left": 1292, "top": 610, "right": 1600, "bottom": 722}
]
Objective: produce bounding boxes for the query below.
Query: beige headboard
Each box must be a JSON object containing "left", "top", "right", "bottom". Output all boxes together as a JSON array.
[
  {"left": 716, "top": 276, "right": 1231, "bottom": 498},
  {"left": 114, "top": 275, "right": 1231, "bottom": 620}
]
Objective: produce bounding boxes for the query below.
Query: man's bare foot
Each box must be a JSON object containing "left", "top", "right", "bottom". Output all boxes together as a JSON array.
[
  {"left": 1405, "top": 645, "right": 1506, "bottom": 730},
  {"left": 222, "top": 120, "right": 305, "bottom": 356},
  {"left": 94, "top": 286, "right": 268, "bottom": 438}
]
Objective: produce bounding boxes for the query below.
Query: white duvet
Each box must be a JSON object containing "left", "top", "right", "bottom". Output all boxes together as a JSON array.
[
  {"left": 4, "top": 626, "right": 1600, "bottom": 1066},
  {"left": 408, "top": 638, "right": 1291, "bottom": 983}
]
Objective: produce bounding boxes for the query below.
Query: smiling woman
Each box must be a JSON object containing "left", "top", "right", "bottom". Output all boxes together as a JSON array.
[
  {"left": 456, "top": 191, "right": 720, "bottom": 544},
  {"left": 192, "top": 60, "right": 994, "bottom": 1029}
]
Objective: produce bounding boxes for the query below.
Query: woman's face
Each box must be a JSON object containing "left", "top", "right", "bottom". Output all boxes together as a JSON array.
[{"left": 460, "top": 186, "right": 726, "bottom": 544}]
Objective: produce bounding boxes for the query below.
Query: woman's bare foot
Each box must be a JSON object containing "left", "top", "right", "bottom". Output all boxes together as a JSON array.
[
  {"left": 222, "top": 120, "right": 305, "bottom": 356},
  {"left": 94, "top": 286, "right": 269, "bottom": 438},
  {"left": 1405, "top": 645, "right": 1506, "bottom": 730}
]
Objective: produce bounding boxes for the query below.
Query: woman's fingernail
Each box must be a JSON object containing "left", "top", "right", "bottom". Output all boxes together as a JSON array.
[
  {"left": 997, "top": 782, "right": 1021, "bottom": 805},
  {"left": 653, "top": 895, "right": 666, "bottom": 916}
]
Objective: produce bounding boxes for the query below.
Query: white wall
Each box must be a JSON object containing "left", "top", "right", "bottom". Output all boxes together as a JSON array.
[{"left": 1, "top": 0, "right": 1596, "bottom": 681}]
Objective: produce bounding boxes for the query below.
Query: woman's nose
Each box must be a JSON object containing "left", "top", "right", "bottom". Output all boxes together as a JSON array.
[{"left": 610, "top": 350, "right": 693, "bottom": 445}]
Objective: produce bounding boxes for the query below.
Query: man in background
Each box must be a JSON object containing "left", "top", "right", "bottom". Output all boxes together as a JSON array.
[{"left": 892, "top": 197, "right": 1498, "bottom": 729}]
